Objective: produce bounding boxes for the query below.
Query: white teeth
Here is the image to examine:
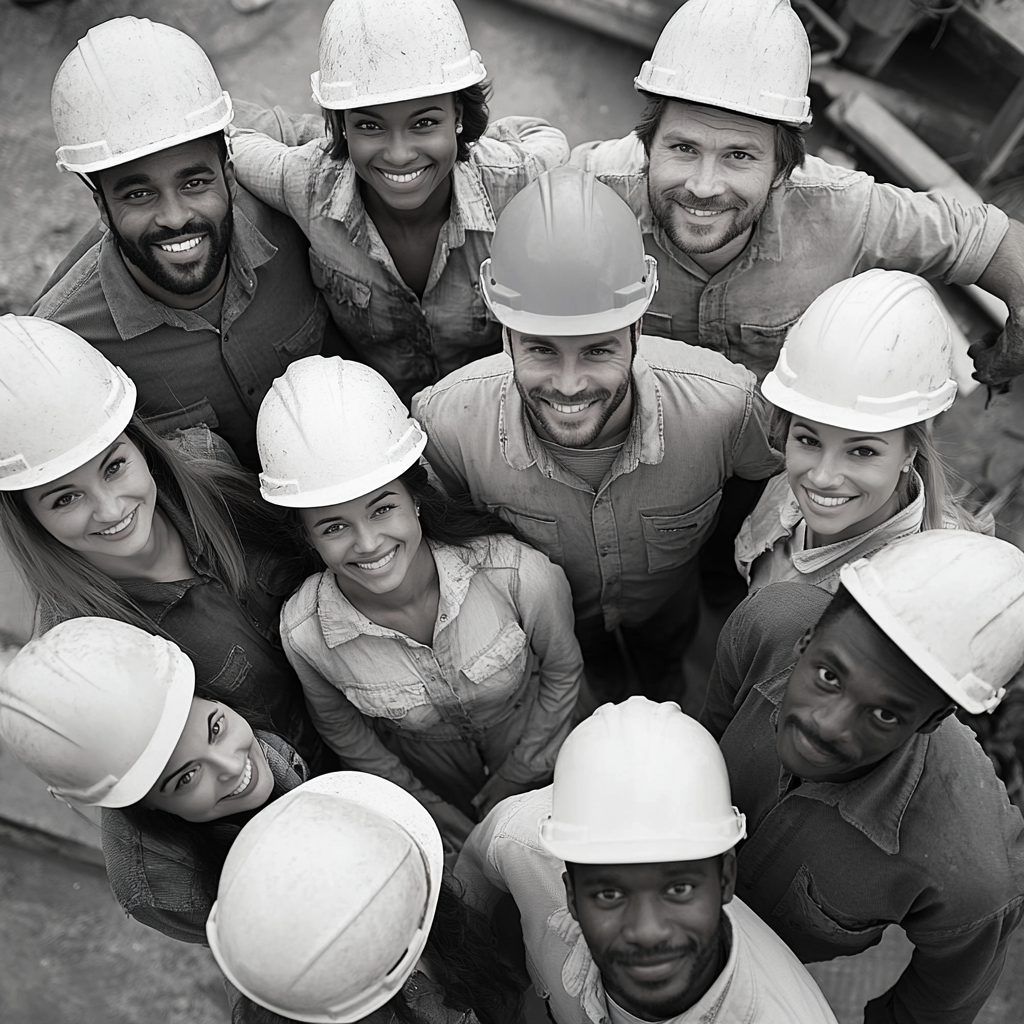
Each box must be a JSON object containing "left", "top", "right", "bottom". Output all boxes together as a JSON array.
[
  {"left": 550, "top": 401, "right": 593, "bottom": 415},
  {"left": 356, "top": 547, "right": 398, "bottom": 570},
  {"left": 683, "top": 207, "right": 722, "bottom": 218},
  {"left": 380, "top": 168, "right": 426, "bottom": 183},
  {"left": 229, "top": 757, "right": 252, "bottom": 797},
  {"left": 98, "top": 509, "right": 135, "bottom": 535},
  {"left": 806, "top": 491, "right": 854, "bottom": 508},
  {"left": 158, "top": 236, "right": 203, "bottom": 253}
]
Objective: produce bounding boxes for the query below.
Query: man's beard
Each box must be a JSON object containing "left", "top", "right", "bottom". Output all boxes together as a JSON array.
[
  {"left": 516, "top": 375, "right": 631, "bottom": 449},
  {"left": 647, "top": 178, "right": 768, "bottom": 257},
  {"left": 111, "top": 205, "right": 233, "bottom": 297}
]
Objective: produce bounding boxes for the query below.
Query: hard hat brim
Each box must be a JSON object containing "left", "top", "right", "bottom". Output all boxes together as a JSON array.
[{"left": 311, "top": 65, "right": 486, "bottom": 110}]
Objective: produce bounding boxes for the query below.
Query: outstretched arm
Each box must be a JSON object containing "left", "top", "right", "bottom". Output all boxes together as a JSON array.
[{"left": 971, "top": 219, "right": 1024, "bottom": 386}]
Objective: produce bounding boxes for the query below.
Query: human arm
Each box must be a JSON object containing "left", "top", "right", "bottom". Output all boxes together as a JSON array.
[
  {"left": 970, "top": 218, "right": 1024, "bottom": 386},
  {"left": 230, "top": 99, "right": 324, "bottom": 147},
  {"left": 729, "top": 381, "right": 785, "bottom": 482},
  {"left": 698, "top": 598, "right": 752, "bottom": 741},
  {"left": 484, "top": 116, "right": 569, "bottom": 177},
  {"left": 454, "top": 802, "right": 515, "bottom": 917},
  {"left": 226, "top": 131, "right": 320, "bottom": 230},
  {"left": 411, "top": 389, "right": 474, "bottom": 499},
  {"left": 570, "top": 133, "right": 646, "bottom": 175}
]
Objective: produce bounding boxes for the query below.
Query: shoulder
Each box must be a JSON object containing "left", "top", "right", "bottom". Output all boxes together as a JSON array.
[
  {"left": 413, "top": 354, "right": 511, "bottom": 414},
  {"left": 638, "top": 336, "right": 757, "bottom": 394},
  {"left": 483, "top": 786, "right": 555, "bottom": 857},
  {"left": 31, "top": 235, "right": 105, "bottom": 320},
  {"left": 784, "top": 154, "right": 872, "bottom": 193},
  {"left": 570, "top": 132, "right": 646, "bottom": 178},
  {"left": 234, "top": 185, "right": 311, "bottom": 248},
  {"left": 280, "top": 573, "right": 327, "bottom": 636},
  {"left": 726, "top": 582, "right": 830, "bottom": 673}
]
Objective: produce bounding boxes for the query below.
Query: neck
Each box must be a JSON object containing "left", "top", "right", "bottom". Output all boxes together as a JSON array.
[
  {"left": 361, "top": 174, "right": 453, "bottom": 233},
  {"left": 121, "top": 251, "right": 229, "bottom": 311},
  {"left": 338, "top": 540, "right": 440, "bottom": 623}
]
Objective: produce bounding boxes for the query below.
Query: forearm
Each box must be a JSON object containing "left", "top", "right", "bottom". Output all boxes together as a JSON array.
[{"left": 976, "top": 218, "right": 1024, "bottom": 314}]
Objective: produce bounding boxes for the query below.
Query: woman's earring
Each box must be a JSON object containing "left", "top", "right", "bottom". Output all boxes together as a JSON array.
[
  {"left": 455, "top": 121, "right": 463, "bottom": 135},
  {"left": 415, "top": 504, "right": 421, "bottom": 516},
  {"left": 901, "top": 465, "right": 911, "bottom": 474}
]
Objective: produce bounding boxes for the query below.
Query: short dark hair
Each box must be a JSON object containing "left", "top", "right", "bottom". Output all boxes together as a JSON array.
[
  {"left": 323, "top": 82, "right": 492, "bottom": 162},
  {"left": 633, "top": 93, "right": 807, "bottom": 184}
]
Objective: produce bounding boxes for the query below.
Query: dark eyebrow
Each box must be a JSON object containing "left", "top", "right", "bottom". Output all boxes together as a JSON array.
[
  {"left": 350, "top": 105, "right": 444, "bottom": 120},
  {"left": 110, "top": 172, "right": 152, "bottom": 192},
  {"left": 366, "top": 490, "right": 396, "bottom": 508},
  {"left": 159, "top": 708, "right": 217, "bottom": 792},
  {"left": 791, "top": 420, "right": 819, "bottom": 434},
  {"left": 36, "top": 441, "right": 124, "bottom": 502},
  {"left": 175, "top": 163, "right": 217, "bottom": 180},
  {"left": 842, "top": 435, "right": 889, "bottom": 445}
]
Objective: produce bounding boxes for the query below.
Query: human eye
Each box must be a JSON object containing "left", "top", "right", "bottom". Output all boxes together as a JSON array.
[
  {"left": 182, "top": 176, "right": 213, "bottom": 190},
  {"left": 209, "top": 713, "right": 226, "bottom": 740},
  {"left": 353, "top": 119, "right": 383, "bottom": 131},
  {"left": 119, "top": 188, "right": 153, "bottom": 201},
  {"left": 793, "top": 432, "right": 820, "bottom": 448},
  {"left": 851, "top": 445, "right": 880, "bottom": 458},
  {"left": 593, "top": 888, "right": 625, "bottom": 905},
  {"left": 175, "top": 767, "right": 198, "bottom": 791},
  {"left": 370, "top": 503, "right": 398, "bottom": 517},
  {"left": 729, "top": 150, "right": 754, "bottom": 160},
  {"left": 104, "top": 457, "right": 127, "bottom": 480},
  {"left": 51, "top": 491, "right": 80, "bottom": 509},
  {"left": 666, "top": 882, "right": 696, "bottom": 898},
  {"left": 816, "top": 665, "right": 840, "bottom": 689},
  {"left": 413, "top": 117, "right": 441, "bottom": 129},
  {"left": 323, "top": 522, "right": 348, "bottom": 536},
  {"left": 870, "top": 707, "right": 900, "bottom": 726}
]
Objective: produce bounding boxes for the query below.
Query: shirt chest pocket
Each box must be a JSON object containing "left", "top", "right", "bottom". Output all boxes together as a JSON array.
[
  {"left": 340, "top": 670, "right": 428, "bottom": 721},
  {"left": 640, "top": 491, "right": 722, "bottom": 574},
  {"left": 309, "top": 250, "right": 376, "bottom": 339},
  {"left": 774, "top": 863, "right": 889, "bottom": 950},
  {"left": 485, "top": 506, "right": 564, "bottom": 566},
  {"left": 736, "top": 318, "right": 799, "bottom": 380},
  {"left": 272, "top": 292, "right": 330, "bottom": 368},
  {"left": 459, "top": 620, "right": 529, "bottom": 699}
]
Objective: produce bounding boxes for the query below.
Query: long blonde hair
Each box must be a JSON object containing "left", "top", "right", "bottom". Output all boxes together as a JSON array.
[
  {"left": 768, "top": 407, "right": 985, "bottom": 533},
  {"left": 0, "top": 417, "right": 281, "bottom": 631}
]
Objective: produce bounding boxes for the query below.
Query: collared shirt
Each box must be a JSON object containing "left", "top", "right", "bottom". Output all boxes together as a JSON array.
[
  {"left": 454, "top": 787, "right": 839, "bottom": 1024},
  {"left": 230, "top": 118, "right": 569, "bottom": 402},
  {"left": 101, "top": 731, "right": 308, "bottom": 945},
  {"left": 735, "top": 470, "right": 927, "bottom": 593},
  {"left": 700, "top": 582, "right": 1024, "bottom": 1024},
  {"left": 280, "top": 537, "right": 583, "bottom": 797},
  {"left": 30, "top": 188, "right": 337, "bottom": 469},
  {"left": 571, "top": 140, "right": 1009, "bottom": 380},
  {"left": 412, "top": 338, "right": 782, "bottom": 631}
]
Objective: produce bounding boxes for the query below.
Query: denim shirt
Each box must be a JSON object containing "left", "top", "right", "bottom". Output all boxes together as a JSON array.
[
  {"left": 412, "top": 338, "right": 782, "bottom": 631},
  {"left": 279, "top": 536, "right": 583, "bottom": 798},
  {"left": 101, "top": 731, "right": 308, "bottom": 945},
  {"left": 230, "top": 117, "right": 569, "bottom": 402},
  {"left": 30, "top": 188, "right": 337, "bottom": 470},
  {"left": 455, "top": 787, "right": 839, "bottom": 1024},
  {"left": 571, "top": 140, "right": 1009, "bottom": 380},
  {"left": 701, "top": 583, "right": 1024, "bottom": 1024}
]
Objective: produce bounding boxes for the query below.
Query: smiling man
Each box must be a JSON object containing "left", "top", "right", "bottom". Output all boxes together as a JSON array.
[
  {"left": 572, "top": 0, "right": 1024, "bottom": 387},
  {"left": 412, "top": 166, "right": 781, "bottom": 703},
  {"left": 456, "top": 697, "right": 838, "bottom": 1024},
  {"left": 30, "top": 18, "right": 337, "bottom": 470},
  {"left": 701, "top": 530, "right": 1024, "bottom": 1024}
]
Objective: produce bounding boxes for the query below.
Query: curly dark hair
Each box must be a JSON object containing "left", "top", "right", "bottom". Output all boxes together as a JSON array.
[{"left": 323, "top": 82, "right": 492, "bottom": 162}]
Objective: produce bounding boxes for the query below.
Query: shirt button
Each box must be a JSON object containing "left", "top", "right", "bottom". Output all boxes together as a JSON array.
[{"left": 439, "top": 614, "right": 448, "bottom": 622}]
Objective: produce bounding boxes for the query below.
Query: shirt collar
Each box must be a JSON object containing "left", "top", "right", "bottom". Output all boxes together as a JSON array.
[
  {"left": 313, "top": 539, "right": 477, "bottom": 647},
  {"left": 497, "top": 351, "right": 665, "bottom": 474},
  {"left": 98, "top": 196, "right": 277, "bottom": 341},
  {"left": 755, "top": 668, "right": 930, "bottom": 856}
]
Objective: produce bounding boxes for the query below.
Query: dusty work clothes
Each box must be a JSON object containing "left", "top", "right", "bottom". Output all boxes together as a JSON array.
[
  {"left": 101, "top": 730, "right": 308, "bottom": 945},
  {"left": 30, "top": 188, "right": 337, "bottom": 470},
  {"left": 571, "top": 142, "right": 1008, "bottom": 380},
  {"left": 455, "top": 787, "right": 839, "bottom": 1024},
  {"left": 280, "top": 537, "right": 583, "bottom": 814},
  {"left": 229, "top": 117, "right": 569, "bottom": 403},
  {"left": 735, "top": 470, "right": 927, "bottom": 594},
  {"left": 411, "top": 338, "right": 782, "bottom": 636},
  {"left": 700, "top": 583, "right": 1024, "bottom": 1024}
]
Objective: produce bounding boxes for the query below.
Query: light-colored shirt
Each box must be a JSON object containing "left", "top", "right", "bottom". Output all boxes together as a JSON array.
[
  {"left": 571, "top": 140, "right": 1009, "bottom": 380},
  {"left": 454, "top": 787, "right": 839, "bottom": 1024},
  {"left": 412, "top": 338, "right": 782, "bottom": 631},
  {"left": 230, "top": 117, "right": 569, "bottom": 403},
  {"left": 279, "top": 536, "right": 582, "bottom": 798}
]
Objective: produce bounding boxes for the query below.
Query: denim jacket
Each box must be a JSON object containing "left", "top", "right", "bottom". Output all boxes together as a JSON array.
[
  {"left": 455, "top": 787, "right": 838, "bottom": 1024},
  {"left": 701, "top": 583, "right": 1024, "bottom": 1024},
  {"left": 412, "top": 338, "right": 782, "bottom": 631},
  {"left": 280, "top": 536, "right": 583, "bottom": 801},
  {"left": 571, "top": 140, "right": 1008, "bottom": 380},
  {"left": 101, "top": 731, "right": 308, "bottom": 945},
  {"left": 230, "top": 118, "right": 569, "bottom": 402}
]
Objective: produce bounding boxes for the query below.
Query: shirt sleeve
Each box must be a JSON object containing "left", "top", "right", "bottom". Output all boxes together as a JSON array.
[
  {"left": 858, "top": 181, "right": 1009, "bottom": 285},
  {"left": 484, "top": 116, "right": 570, "bottom": 177},
  {"left": 227, "top": 131, "right": 318, "bottom": 232},
  {"left": 280, "top": 629, "right": 447, "bottom": 807},
  {"left": 864, "top": 901, "right": 1024, "bottom": 1024},
  {"left": 454, "top": 804, "right": 514, "bottom": 915},
  {"left": 699, "top": 597, "right": 751, "bottom": 741},
  {"left": 495, "top": 548, "right": 583, "bottom": 784},
  {"left": 729, "top": 382, "right": 785, "bottom": 482},
  {"left": 411, "top": 390, "right": 474, "bottom": 499},
  {"left": 230, "top": 99, "right": 325, "bottom": 146},
  {"left": 570, "top": 133, "right": 646, "bottom": 175}
]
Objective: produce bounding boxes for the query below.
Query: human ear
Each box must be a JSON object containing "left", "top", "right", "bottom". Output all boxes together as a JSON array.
[
  {"left": 917, "top": 703, "right": 956, "bottom": 735},
  {"left": 92, "top": 188, "right": 110, "bottom": 230},
  {"left": 795, "top": 627, "right": 815, "bottom": 658},
  {"left": 719, "top": 850, "right": 737, "bottom": 905},
  {"left": 563, "top": 869, "right": 579, "bottom": 922}
]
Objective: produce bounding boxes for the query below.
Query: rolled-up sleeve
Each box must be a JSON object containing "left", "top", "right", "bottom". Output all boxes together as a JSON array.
[
  {"left": 484, "top": 116, "right": 569, "bottom": 178},
  {"left": 228, "top": 133, "right": 321, "bottom": 233}
]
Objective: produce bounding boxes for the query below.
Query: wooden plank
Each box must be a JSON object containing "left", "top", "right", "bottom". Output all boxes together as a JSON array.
[{"left": 507, "top": 0, "right": 675, "bottom": 50}]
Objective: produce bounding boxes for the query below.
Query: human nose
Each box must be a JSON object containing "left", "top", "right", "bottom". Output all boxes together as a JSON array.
[
  {"left": 92, "top": 488, "right": 131, "bottom": 524},
  {"left": 210, "top": 743, "right": 246, "bottom": 781},
  {"left": 382, "top": 129, "right": 417, "bottom": 168},
  {"left": 350, "top": 519, "right": 384, "bottom": 554},
  {"left": 805, "top": 450, "right": 844, "bottom": 490},
  {"left": 621, "top": 894, "right": 674, "bottom": 947},
  {"left": 808, "top": 699, "right": 855, "bottom": 750},
  {"left": 152, "top": 189, "right": 194, "bottom": 231},
  {"left": 683, "top": 154, "right": 725, "bottom": 199},
  {"left": 550, "top": 356, "right": 588, "bottom": 398}
]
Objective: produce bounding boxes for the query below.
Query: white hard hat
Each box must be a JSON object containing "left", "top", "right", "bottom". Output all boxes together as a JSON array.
[
  {"left": 840, "top": 532, "right": 1024, "bottom": 715},
  {"left": 0, "top": 315, "right": 137, "bottom": 491},
  {"left": 761, "top": 270, "right": 958, "bottom": 433},
  {"left": 635, "top": 0, "right": 812, "bottom": 126},
  {"left": 52, "top": 17, "right": 232, "bottom": 175},
  {"left": 257, "top": 356, "right": 427, "bottom": 508},
  {"left": 0, "top": 618, "right": 195, "bottom": 807},
  {"left": 540, "top": 696, "right": 745, "bottom": 864},
  {"left": 311, "top": 0, "right": 486, "bottom": 110},
  {"left": 207, "top": 772, "right": 444, "bottom": 1023},
  {"left": 481, "top": 166, "right": 658, "bottom": 336}
]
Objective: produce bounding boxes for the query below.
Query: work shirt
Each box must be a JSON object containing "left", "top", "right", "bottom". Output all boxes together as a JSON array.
[
  {"left": 700, "top": 583, "right": 1024, "bottom": 1024},
  {"left": 101, "top": 731, "right": 308, "bottom": 945},
  {"left": 571, "top": 140, "right": 1009, "bottom": 379},
  {"left": 411, "top": 338, "right": 781, "bottom": 631},
  {"left": 455, "top": 787, "right": 839, "bottom": 1024},
  {"left": 230, "top": 117, "right": 569, "bottom": 402},
  {"left": 279, "top": 536, "right": 583, "bottom": 804},
  {"left": 30, "top": 188, "right": 336, "bottom": 469}
]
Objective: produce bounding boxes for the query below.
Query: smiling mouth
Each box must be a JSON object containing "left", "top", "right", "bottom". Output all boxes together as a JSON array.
[
  {"left": 354, "top": 546, "right": 398, "bottom": 571},
  {"left": 682, "top": 206, "right": 725, "bottom": 218},
  {"left": 379, "top": 168, "right": 427, "bottom": 183},
  {"left": 96, "top": 507, "right": 137, "bottom": 536},
  {"left": 546, "top": 399, "right": 596, "bottom": 415},
  {"left": 227, "top": 756, "right": 253, "bottom": 798},
  {"left": 804, "top": 489, "right": 855, "bottom": 508},
  {"left": 157, "top": 235, "right": 204, "bottom": 253}
]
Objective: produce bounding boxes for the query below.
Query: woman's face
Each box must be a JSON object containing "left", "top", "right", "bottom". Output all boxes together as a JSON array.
[
  {"left": 23, "top": 435, "right": 161, "bottom": 571},
  {"left": 785, "top": 418, "right": 916, "bottom": 543},
  {"left": 299, "top": 478, "right": 425, "bottom": 598},
  {"left": 143, "top": 698, "right": 274, "bottom": 823},
  {"left": 343, "top": 94, "right": 461, "bottom": 213}
]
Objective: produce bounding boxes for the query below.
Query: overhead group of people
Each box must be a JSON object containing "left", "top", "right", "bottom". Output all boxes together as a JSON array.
[{"left": 1, "top": 1, "right": 1024, "bottom": 1022}]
